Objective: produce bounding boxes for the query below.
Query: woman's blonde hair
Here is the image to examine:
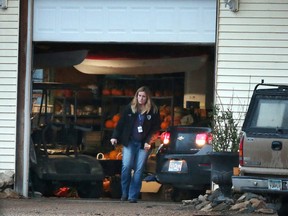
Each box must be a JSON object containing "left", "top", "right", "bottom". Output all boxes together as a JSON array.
[{"left": 131, "top": 86, "right": 158, "bottom": 114}]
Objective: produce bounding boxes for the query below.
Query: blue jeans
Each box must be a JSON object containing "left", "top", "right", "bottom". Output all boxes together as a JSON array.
[{"left": 121, "top": 140, "right": 149, "bottom": 200}]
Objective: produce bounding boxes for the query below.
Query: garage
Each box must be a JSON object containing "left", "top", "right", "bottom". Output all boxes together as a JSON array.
[{"left": 29, "top": 0, "right": 217, "bottom": 198}]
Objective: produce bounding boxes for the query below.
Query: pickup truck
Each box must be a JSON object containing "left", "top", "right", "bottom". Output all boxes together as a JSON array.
[
  {"left": 155, "top": 125, "right": 212, "bottom": 201},
  {"left": 232, "top": 83, "right": 288, "bottom": 195}
]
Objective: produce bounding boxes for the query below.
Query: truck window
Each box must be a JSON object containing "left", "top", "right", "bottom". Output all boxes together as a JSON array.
[{"left": 251, "top": 99, "right": 288, "bottom": 128}]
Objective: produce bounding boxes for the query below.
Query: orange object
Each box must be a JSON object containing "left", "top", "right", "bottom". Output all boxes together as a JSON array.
[
  {"left": 111, "top": 89, "right": 123, "bottom": 96},
  {"left": 109, "top": 150, "right": 119, "bottom": 160},
  {"left": 161, "top": 121, "right": 169, "bottom": 130},
  {"left": 104, "top": 153, "right": 110, "bottom": 159},
  {"left": 105, "top": 120, "right": 114, "bottom": 128},
  {"left": 111, "top": 89, "right": 117, "bottom": 95},
  {"left": 63, "top": 90, "right": 73, "bottom": 97},
  {"left": 164, "top": 115, "right": 172, "bottom": 122},
  {"left": 102, "top": 89, "right": 111, "bottom": 95},
  {"left": 160, "top": 111, "right": 166, "bottom": 120},
  {"left": 124, "top": 89, "right": 134, "bottom": 96},
  {"left": 53, "top": 187, "right": 70, "bottom": 197},
  {"left": 233, "top": 167, "right": 240, "bottom": 176},
  {"left": 103, "top": 178, "right": 111, "bottom": 192},
  {"left": 112, "top": 113, "right": 120, "bottom": 122}
]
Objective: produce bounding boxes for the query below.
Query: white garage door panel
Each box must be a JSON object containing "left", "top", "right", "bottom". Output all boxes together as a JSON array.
[{"left": 33, "top": 0, "right": 216, "bottom": 43}]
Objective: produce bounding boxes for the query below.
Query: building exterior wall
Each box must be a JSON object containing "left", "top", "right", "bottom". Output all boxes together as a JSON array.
[
  {"left": 215, "top": 0, "right": 288, "bottom": 119},
  {"left": 0, "top": 0, "right": 19, "bottom": 172}
]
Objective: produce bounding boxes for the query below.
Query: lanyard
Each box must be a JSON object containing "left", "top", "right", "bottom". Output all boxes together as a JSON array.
[{"left": 138, "top": 113, "right": 144, "bottom": 126}]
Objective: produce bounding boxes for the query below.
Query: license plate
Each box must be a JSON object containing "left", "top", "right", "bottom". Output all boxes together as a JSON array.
[
  {"left": 168, "top": 160, "right": 183, "bottom": 172},
  {"left": 268, "top": 179, "right": 282, "bottom": 190}
]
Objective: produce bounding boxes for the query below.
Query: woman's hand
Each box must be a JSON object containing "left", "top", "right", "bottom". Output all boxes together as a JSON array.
[
  {"left": 110, "top": 138, "right": 118, "bottom": 146},
  {"left": 144, "top": 143, "right": 151, "bottom": 151}
]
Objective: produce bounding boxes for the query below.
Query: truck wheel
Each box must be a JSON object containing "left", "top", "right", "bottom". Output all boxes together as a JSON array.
[{"left": 77, "top": 181, "right": 103, "bottom": 198}]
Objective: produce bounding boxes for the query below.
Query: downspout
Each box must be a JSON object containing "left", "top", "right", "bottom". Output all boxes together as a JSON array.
[
  {"left": 214, "top": 0, "right": 220, "bottom": 103},
  {"left": 15, "top": 0, "right": 33, "bottom": 197},
  {"left": 22, "top": 0, "right": 33, "bottom": 197}
]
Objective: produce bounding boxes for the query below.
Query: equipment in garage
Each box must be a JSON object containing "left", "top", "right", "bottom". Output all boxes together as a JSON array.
[{"left": 30, "top": 82, "right": 104, "bottom": 198}]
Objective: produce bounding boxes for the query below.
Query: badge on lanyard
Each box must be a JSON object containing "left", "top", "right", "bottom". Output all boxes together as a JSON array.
[
  {"left": 138, "top": 126, "right": 143, "bottom": 133},
  {"left": 138, "top": 113, "right": 144, "bottom": 133}
]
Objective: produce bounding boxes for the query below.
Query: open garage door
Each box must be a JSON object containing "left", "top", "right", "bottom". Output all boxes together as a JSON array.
[{"left": 33, "top": 0, "right": 216, "bottom": 43}]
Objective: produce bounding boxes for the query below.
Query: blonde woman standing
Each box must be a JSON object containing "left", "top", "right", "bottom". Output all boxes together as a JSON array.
[{"left": 110, "top": 86, "right": 160, "bottom": 203}]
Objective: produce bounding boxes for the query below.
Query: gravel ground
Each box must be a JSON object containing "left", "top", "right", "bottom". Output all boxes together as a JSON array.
[{"left": 0, "top": 197, "right": 278, "bottom": 216}]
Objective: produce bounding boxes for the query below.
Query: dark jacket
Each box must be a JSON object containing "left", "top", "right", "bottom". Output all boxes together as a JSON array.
[{"left": 111, "top": 104, "right": 160, "bottom": 149}]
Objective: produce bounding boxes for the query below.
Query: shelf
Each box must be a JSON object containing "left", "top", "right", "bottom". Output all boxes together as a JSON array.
[
  {"left": 54, "top": 96, "right": 101, "bottom": 103},
  {"left": 102, "top": 95, "right": 133, "bottom": 99},
  {"left": 152, "top": 96, "right": 173, "bottom": 100},
  {"left": 102, "top": 95, "right": 173, "bottom": 100},
  {"left": 54, "top": 114, "right": 101, "bottom": 119},
  {"left": 32, "top": 77, "right": 183, "bottom": 149}
]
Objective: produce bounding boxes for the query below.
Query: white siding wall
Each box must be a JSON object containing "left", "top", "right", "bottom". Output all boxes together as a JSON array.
[
  {"left": 216, "top": 0, "right": 288, "bottom": 121},
  {"left": 0, "top": 0, "right": 19, "bottom": 172}
]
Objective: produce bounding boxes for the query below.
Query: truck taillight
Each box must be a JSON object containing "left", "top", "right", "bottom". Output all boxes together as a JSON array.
[
  {"left": 239, "top": 136, "right": 244, "bottom": 166},
  {"left": 160, "top": 131, "right": 170, "bottom": 145},
  {"left": 195, "top": 132, "right": 212, "bottom": 146}
]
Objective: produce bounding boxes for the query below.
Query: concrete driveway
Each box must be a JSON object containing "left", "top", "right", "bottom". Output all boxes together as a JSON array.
[{"left": 0, "top": 197, "right": 277, "bottom": 216}]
